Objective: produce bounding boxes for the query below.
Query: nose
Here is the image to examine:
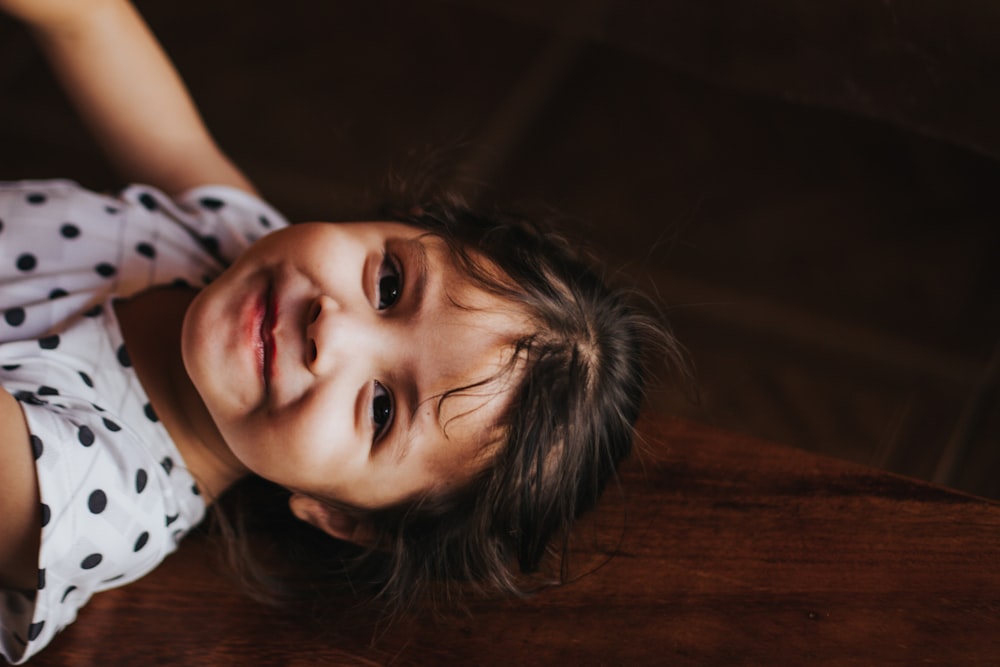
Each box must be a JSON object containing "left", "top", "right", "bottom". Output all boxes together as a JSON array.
[{"left": 305, "top": 294, "right": 383, "bottom": 375}]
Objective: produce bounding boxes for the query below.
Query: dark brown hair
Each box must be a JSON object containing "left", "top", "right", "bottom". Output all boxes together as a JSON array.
[{"left": 210, "top": 189, "right": 689, "bottom": 620}]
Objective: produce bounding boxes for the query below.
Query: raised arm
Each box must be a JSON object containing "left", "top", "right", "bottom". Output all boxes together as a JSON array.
[{"left": 1, "top": 0, "right": 255, "bottom": 195}]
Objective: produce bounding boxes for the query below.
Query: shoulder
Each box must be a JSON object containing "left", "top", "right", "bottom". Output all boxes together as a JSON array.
[{"left": 118, "top": 183, "right": 289, "bottom": 264}]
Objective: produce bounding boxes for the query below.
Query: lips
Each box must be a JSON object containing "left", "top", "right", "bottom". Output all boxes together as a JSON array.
[{"left": 259, "top": 283, "right": 277, "bottom": 387}]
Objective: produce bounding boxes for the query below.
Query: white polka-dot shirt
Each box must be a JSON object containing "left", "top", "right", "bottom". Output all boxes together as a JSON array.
[{"left": 0, "top": 180, "right": 287, "bottom": 664}]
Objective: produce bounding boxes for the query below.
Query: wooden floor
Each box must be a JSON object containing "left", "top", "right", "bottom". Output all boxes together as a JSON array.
[
  {"left": 30, "top": 418, "right": 1000, "bottom": 666},
  {"left": 1, "top": 0, "right": 998, "bottom": 497}
]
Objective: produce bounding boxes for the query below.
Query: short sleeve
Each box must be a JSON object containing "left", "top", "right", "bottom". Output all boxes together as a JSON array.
[{"left": 117, "top": 183, "right": 290, "bottom": 264}]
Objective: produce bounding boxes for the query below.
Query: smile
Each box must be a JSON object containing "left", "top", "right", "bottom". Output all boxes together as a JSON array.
[{"left": 259, "top": 283, "right": 277, "bottom": 387}]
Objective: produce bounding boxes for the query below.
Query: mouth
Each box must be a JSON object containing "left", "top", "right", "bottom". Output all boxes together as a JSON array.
[{"left": 258, "top": 283, "right": 277, "bottom": 388}]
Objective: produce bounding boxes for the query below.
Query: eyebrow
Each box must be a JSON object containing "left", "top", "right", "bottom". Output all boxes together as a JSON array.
[{"left": 404, "top": 236, "right": 429, "bottom": 309}]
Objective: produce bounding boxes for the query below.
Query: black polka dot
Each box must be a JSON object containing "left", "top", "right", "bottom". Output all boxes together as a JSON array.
[
  {"left": 60, "top": 223, "right": 81, "bottom": 239},
  {"left": 37, "top": 386, "right": 58, "bottom": 396},
  {"left": 15, "top": 390, "right": 45, "bottom": 406},
  {"left": 200, "top": 235, "right": 220, "bottom": 255},
  {"left": 91, "top": 403, "right": 105, "bottom": 412},
  {"left": 38, "top": 335, "right": 60, "bottom": 350},
  {"left": 37, "top": 569, "right": 45, "bottom": 591},
  {"left": 27, "top": 621, "right": 44, "bottom": 641},
  {"left": 30, "top": 435, "right": 43, "bottom": 459},
  {"left": 61, "top": 586, "right": 77, "bottom": 602},
  {"left": 135, "top": 469, "right": 148, "bottom": 493},
  {"left": 105, "top": 206, "right": 120, "bottom": 215},
  {"left": 26, "top": 193, "right": 46, "bottom": 205},
  {"left": 79, "top": 371, "right": 94, "bottom": 388},
  {"left": 259, "top": 215, "right": 272, "bottom": 229},
  {"left": 165, "top": 513, "right": 179, "bottom": 526},
  {"left": 134, "top": 532, "right": 149, "bottom": 552},
  {"left": 48, "top": 288, "right": 68, "bottom": 300},
  {"left": 171, "top": 278, "right": 193, "bottom": 290},
  {"left": 84, "top": 303, "right": 102, "bottom": 318},
  {"left": 2, "top": 364, "right": 20, "bottom": 371},
  {"left": 4, "top": 307, "right": 25, "bottom": 326},
  {"left": 117, "top": 344, "right": 131, "bottom": 367},
  {"left": 80, "top": 554, "right": 102, "bottom": 570},
  {"left": 103, "top": 417, "right": 121, "bottom": 432},
  {"left": 0, "top": 218, "right": 3, "bottom": 233},
  {"left": 16, "top": 254, "right": 37, "bottom": 272},
  {"left": 95, "top": 262, "right": 117, "bottom": 278},
  {"left": 160, "top": 457, "right": 173, "bottom": 474},
  {"left": 40, "top": 504, "right": 50, "bottom": 527},
  {"left": 145, "top": 403, "right": 159, "bottom": 423},
  {"left": 191, "top": 484, "right": 201, "bottom": 496},
  {"left": 88, "top": 490, "right": 107, "bottom": 514},
  {"left": 101, "top": 574, "right": 124, "bottom": 584},
  {"left": 136, "top": 242, "right": 156, "bottom": 258},
  {"left": 138, "top": 192, "right": 158, "bottom": 210},
  {"left": 198, "top": 196, "right": 225, "bottom": 210},
  {"left": 78, "top": 425, "right": 95, "bottom": 447}
]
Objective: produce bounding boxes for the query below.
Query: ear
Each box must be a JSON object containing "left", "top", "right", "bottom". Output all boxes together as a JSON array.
[{"left": 288, "top": 493, "right": 377, "bottom": 547}]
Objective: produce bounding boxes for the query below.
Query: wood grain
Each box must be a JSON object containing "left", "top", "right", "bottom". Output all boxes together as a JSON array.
[{"left": 29, "top": 417, "right": 1000, "bottom": 665}]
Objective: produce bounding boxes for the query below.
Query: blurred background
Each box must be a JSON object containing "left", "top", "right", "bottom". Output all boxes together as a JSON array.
[{"left": 1, "top": 0, "right": 998, "bottom": 497}]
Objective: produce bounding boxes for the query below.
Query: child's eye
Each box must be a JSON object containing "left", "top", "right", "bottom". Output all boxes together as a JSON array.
[
  {"left": 371, "top": 380, "right": 394, "bottom": 441},
  {"left": 377, "top": 253, "right": 402, "bottom": 310}
]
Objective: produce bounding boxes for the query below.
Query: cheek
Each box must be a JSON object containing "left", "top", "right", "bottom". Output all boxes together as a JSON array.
[
  {"left": 213, "top": 410, "right": 292, "bottom": 482},
  {"left": 291, "top": 391, "right": 352, "bottom": 456},
  {"left": 251, "top": 393, "right": 355, "bottom": 477}
]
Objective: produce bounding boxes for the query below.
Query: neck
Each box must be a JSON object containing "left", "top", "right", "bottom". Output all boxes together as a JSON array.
[{"left": 115, "top": 287, "right": 248, "bottom": 503}]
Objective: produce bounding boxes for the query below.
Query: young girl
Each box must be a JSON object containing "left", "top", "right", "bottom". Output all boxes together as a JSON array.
[{"left": 0, "top": 0, "right": 681, "bottom": 663}]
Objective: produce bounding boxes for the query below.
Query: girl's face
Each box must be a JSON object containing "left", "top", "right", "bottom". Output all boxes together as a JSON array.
[{"left": 181, "top": 222, "right": 523, "bottom": 510}]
